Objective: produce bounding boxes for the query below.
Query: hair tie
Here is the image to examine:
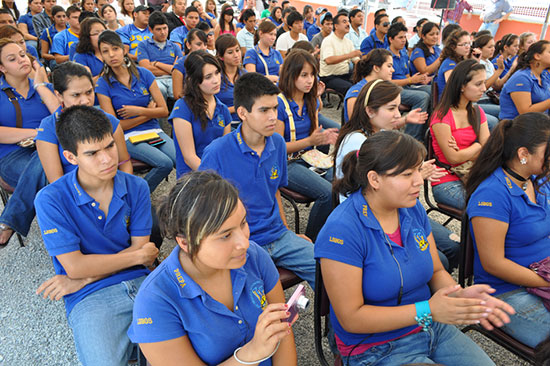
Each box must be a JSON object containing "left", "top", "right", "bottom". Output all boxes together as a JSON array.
[
  {"left": 364, "top": 79, "right": 384, "bottom": 108},
  {"left": 356, "top": 149, "right": 360, "bottom": 158}
]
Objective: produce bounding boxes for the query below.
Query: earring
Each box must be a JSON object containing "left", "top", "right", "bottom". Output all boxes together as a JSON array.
[
  {"left": 520, "top": 158, "right": 527, "bottom": 165},
  {"left": 123, "top": 55, "right": 131, "bottom": 68},
  {"left": 102, "top": 62, "right": 109, "bottom": 74}
]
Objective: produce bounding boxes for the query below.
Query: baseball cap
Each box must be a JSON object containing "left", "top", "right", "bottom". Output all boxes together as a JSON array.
[
  {"left": 315, "top": 7, "right": 327, "bottom": 16},
  {"left": 133, "top": 5, "right": 154, "bottom": 13},
  {"left": 320, "top": 11, "right": 332, "bottom": 24}
]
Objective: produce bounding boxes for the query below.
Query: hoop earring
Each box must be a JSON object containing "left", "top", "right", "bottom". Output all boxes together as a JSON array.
[{"left": 123, "top": 55, "right": 131, "bottom": 68}]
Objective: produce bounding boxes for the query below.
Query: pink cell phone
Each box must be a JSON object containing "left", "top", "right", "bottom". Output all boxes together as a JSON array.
[{"left": 285, "top": 284, "right": 309, "bottom": 323}]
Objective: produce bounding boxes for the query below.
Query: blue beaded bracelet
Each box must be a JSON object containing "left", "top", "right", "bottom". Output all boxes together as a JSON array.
[{"left": 414, "top": 300, "right": 433, "bottom": 332}]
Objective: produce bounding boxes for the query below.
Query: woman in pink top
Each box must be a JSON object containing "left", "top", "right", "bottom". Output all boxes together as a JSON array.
[
  {"left": 430, "top": 59, "right": 490, "bottom": 210},
  {"left": 214, "top": 4, "right": 236, "bottom": 38}
]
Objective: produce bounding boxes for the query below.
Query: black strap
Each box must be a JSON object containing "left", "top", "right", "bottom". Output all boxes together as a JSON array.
[
  {"left": 371, "top": 34, "right": 378, "bottom": 49},
  {"left": 3, "top": 88, "right": 22, "bottom": 129}
]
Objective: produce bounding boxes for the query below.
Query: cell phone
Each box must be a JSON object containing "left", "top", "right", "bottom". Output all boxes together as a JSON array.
[{"left": 285, "top": 284, "right": 309, "bottom": 323}]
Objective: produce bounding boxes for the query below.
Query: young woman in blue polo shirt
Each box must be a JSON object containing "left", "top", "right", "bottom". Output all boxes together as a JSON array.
[
  {"left": 170, "top": 50, "right": 231, "bottom": 178},
  {"left": 243, "top": 21, "right": 282, "bottom": 83},
  {"left": 128, "top": 170, "right": 298, "bottom": 365},
  {"left": 316, "top": 130, "right": 514, "bottom": 366},
  {"left": 491, "top": 33, "right": 519, "bottom": 81},
  {"left": 0, "top": 39, "right": 60, "bottom": 247},
  {"left": 172, "top": 28, "right": 207, "bottom": 99},
  {"left": 498, "top": 40, "right": 550, "bottom": 120},
  {"left": 39, "top": 5, "right": 66, "bottom": 70},
  {"left": 0, "top": 25, "right": 47, "bottom": 81},
  {"left": 36, "top": 62, "right": 132, "bottom": 183},
  {"left": 17, "top": 0, "right": 42, "bottom": 51},
  {"left": 275, "top": 49, "right": 338, "bottom": 241},
  {"left": 466, "top": 113, "right": 550, "bottom": 348},
  {"left": 436, "top": 29, "right": 470, "bottom": 102},
  {"left": 409, "top": 22, "right": 441, "bottom": 76},
  {"left": 216, "top": 34, "right": 244, "bottom": 122},
  {"left": 95, "top": 30, "right": 174, "bottom": 193},
  {"left": 73, "top": 17, "right": 106, "bottom": 82},
  {"left": 268, "top": 6, "right": 282, "bottom": 27}
]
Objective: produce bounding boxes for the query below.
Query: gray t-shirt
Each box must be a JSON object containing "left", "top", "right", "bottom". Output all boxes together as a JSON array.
[{"left": 311, "top": 32, "right": 326, "bottom": 49}]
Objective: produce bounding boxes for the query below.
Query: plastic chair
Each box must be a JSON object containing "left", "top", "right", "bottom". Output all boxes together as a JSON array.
[
  {"left": 279, "top": 186, "right": 315, "bottom": 233},
  {"left": 458, "top": 214, "right": 536, "bottom": 364},
  {"left": 423, "top": 129, "right": 463, "bottom": 226},
  {"left": 0, "top": 176, "right": 25, "bottom": 247}
]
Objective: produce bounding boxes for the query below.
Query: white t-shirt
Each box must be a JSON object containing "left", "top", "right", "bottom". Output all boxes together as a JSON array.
[
  {"left": 320, "top": 33, "right": 359, "bottom": 77},
  {"left": 480, "top": 58, "right": 495, "bottom": 79},
  {"left": 275, "top": 31, "right": 308, "bottom": 52},
  {"left": 335, "top": 131, "right": 367, "bottom": 203}
]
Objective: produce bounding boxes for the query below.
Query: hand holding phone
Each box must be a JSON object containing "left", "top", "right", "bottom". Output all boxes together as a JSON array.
[{"left": 285, "top": 284, "right": 309, "bottom": 323}]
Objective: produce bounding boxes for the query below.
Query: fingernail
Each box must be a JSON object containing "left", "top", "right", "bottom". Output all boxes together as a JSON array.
[
  {"left": 480, "top": 301, "right": 486, "bottom": 305},
  {"left": 286, "top": 312, "right": 290, "bottom": 316},
  {"left": 485, "top": 308, "right": 492, "bottom": 312},
  {"left": 483, "top": 313, "right": 489, "bottom": 317}
]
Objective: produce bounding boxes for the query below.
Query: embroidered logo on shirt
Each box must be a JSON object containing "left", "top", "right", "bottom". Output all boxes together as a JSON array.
[
  {"left": 43, "top": 228, "right": 58, "bottom": 235},
  {"left": 362, "top": 205, "right": 368, "bottom": 217},
  {"left": 173, "top": 268, "right": 186, "bottom": 288},
  {"left": 250, "top": 281, "right": 267, "bottom": 309},
  {"left": 137, "top": 318, "right": 153, "bottom": 325},
  {"left": 170, "top": 51, "right": 175, "bottom": 57},
  {"left": 269, "top": 165, "right": 279, "bottom": 180},
  {"left": 516, "top": 83, "right": 524, "bottom": 86},
  {"left": 329, "top": 236, "right": 343, "bottom": 245},
  {"left": 505, "top": 176, "right": 513, "bottom": 189},
  {"left": 217, "top": 116, "right": 225, "bottom": 127},
  {"left": 478, "top": 201, "right": 492, "bottom": 207},
  {"left": 140, "top": 87, "right": 149, "bottom": 96},
  {"left": 413, "top": 228, "right": 428, "bottom": 251},
  {"left": 236, "top": 132, "right": 243, "bottom": 145}
]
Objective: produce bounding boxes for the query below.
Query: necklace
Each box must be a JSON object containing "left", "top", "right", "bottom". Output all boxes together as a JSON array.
[{"left": 503, "top": 165, "right": 529, "bottom": 191}]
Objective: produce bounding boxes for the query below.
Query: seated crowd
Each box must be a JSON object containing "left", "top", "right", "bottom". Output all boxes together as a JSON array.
[{"left": 0, "top": 0, "right": 549, "bottom": 364}]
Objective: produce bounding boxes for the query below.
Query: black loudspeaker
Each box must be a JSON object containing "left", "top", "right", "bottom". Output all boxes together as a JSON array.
[{"left": 430, "top": 0, "right": 456, "bottom": 9}]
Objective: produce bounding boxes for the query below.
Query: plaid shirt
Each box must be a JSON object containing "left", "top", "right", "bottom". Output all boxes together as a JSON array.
[{"left": 442, "top": 0, "right": 473, "bottom": 23}]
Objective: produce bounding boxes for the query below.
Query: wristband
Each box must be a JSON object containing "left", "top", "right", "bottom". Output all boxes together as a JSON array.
[
  {"left": 34, "top": 82, "right": 48, "bottom": 90},
  {"left": 414, "top": 300, "right": 433, "bottom": 332},
  {"left": 233, "top": 341, "right": 280, "bottom": 365}
]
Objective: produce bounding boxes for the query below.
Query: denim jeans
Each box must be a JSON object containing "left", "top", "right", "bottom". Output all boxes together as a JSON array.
[
  {"left": 432, "top": 180, "right": 465, "bottom": 211},
  {"left": 430, "top": 218, "right": 460, "bottom": 272},
  {"left": 263, "top": 230, "right": 316, "bottom": 289},
  {"left": 319, "top": 113, "right": 341, "bottom": 130},
  {"left": 496, "top": 289, "right": 550, "bottom": 348},
  {"left": 0, "top": 148, "right": 47, "bottom": 236},
  {"left": 155, "top": 76, "right": 174, "bottom": 100},
  {"left": 478, "top": 102, "right": 500, "bottom": 131},
  {"left": 342, "top": 321, "right": 495, "bottom": 366},
  {"left": 125, "top": 132, "right": 176, "bottom": 193},
  {"left": 402, "top": 85, "right": 431, "bottom": 141},
  {"left": 287, "top": 159, "right": 333, "bottom": 241},
  {"left": 479, "top": 21, "right": 500, "bottom": 37},
  {"left": 68, "top": 276, "right": 146, "bottom": 366}
]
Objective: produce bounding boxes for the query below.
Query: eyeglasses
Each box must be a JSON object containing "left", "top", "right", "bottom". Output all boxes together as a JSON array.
[
  {"left": 382, "top": 21, "right": 390, "bottom": 26},
  {"left": 457, "top": 42, "right": 471, "bottom": 47},
  {"left": 207, "top": 31, "right": 214, "bottom": 36}
]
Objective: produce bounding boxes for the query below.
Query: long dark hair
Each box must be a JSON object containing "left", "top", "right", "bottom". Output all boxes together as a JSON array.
[
  {"left": 334, "top": 80, "right": 401, "bottom": 160},
  {"left": 254, "top": 20, "right": 276, "bottom": 45},
  {"left": 466, "top": 113, "right": 550, "bottom": 201},
  {"left": 494, "top": 33, "right": 518, "bottom": 58},
  {"left": 52, "top": 61, "right": 93, "bottom": 95},
  {"left": 184, "top": 28, "right": 207, "bottom": 54},
  {"left": 98, "top": 30, "right": 139, "bottom": 87},
  {"left": 76, "top": 17, "right": 106, "bottom": 54},
  {"left": 218, "top": 4, "right": 235, "bottom": 33},
  {"left": 472, "top": 34, "right": 493, "bottom": 58},
  {"left": 2, "top": 1, "right": 19, "bottom": 20},
  {"left": 271, "top": 6, "right": 282, "bottom": 23},
  {"left": 352, "top": 48, "right": 391, "bottom": 83},
  {"left": 511, "top": 40, "right": 550, "bottom": 77},
  {"left": 414, "top": 21, "right": 439, "bottom": 59},
  {"left": 434, "top": 59, "right": 485, "bottom": 138},
  {"left": 440, "top": 29, "right": 469, "bottom": 63},
  {"left": 278, "top": 49, "right": 318, "bottom": 135},
  {"left": 216, "top": 34, "right": 242, "bottom": 88},
  {"left": 334, "top": 130, "right": 425, "bottom": 197},
  {"left": 183, "top": 50, "right": 222, "bottom": 130}
]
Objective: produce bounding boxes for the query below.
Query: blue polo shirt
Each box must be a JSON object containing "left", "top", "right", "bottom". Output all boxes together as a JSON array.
[
  {"left": 217, "top": 70, "right": 245, "bottom": 121},
  {"left": 391, "top": 48, "right": 410, "bottom": 80},
  {"left": 137, "top": 37, "right": 183, "bottom": 65},
  {"left": 268, "top": 16, "right": 281, "bottom": 27},
  {"left": 304, "top": 19, "right": 315, "bottom": 32},
  {"left": 492, "top": 55, "right": 516, "bottom": 78},
  {"left": 467, "top": 167, "right": 550, "bottom": 295},
  {"left": 40, "top": 24, "right": 62, "bottom": 47},
  {"left": 360, "top": 34, "right": 388, "bottom": 56},
  {"left": 116, "top": 24, "right": 152, "bottom": 56},
  {"left": 95, "top": 66, "right": 161, "bottom": 134},
  {"left": 306, "top": 24, "right": 320, "bottom": 41},
  {"left": 314, "top": 190, "right": 433, "bottom": 345},
  {"left": 172, "top": 55, "right": 187, "bottom": 76},
  {"left": 243, "top": 46, "right": 283, "bottom": 76},
  {"left": 34, "top": 169, "right": 152, "bottom": 315},
  {"left": 128, "top": 241, "right": 278, "bottom": 365},
  {"left": 409, "top": 45, "right": 441, "bottom": 75},
  {"left": 343, "top": 78, "right": 367, "bottom": 122},
  {"left": 0, "top": 76, "right": 53, "bottom": 159},
  {"left": 36, "top": 107, "right": 120, "bottom": 174},
  {"left": 499, "top": 68, "right": 550, "bottom": 120},
  {"left": 26, "top": 45, "right": 43, "bottom": 67},
  {"left": 277, "top": 95, "right": 319, "bottom": 143},
  {"left": 168, "top": 25, "right": 189, "bottom": 47},
  {"left": 18, "top": 13, "right": 37, "bottom": 37},
  {"left": 73, "top": 52, "right": 104, "bottom": 76},
  {"left": 436, "top": 57, "right": 457, "bottom": 100},
  {"left": 51, "top": 28, "right": 79, "bottom": 56},
  {"left": 199, "top": 126, "right": 288, "bottom": 245},
  {"left": 169, "top": 96, "right": 230, "bottom": 177},
  {"left": 200, "top": 13, "right": 215, "bottom": 27}
]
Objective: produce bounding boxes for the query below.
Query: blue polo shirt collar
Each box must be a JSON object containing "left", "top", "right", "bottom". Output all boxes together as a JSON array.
[
  {"left": 68, "top": 168, "right": 128, "bottom": 206},
  {"left": 254, "top": 45, "right": 270, "bottom": 57},
  {"left": 495, "top": 166, "right": 533, "bottom": 197},
  {"left": 0, "top": 76, "right": 39, "bottom": 99},
  {"left": 233, "top": 124, "right": 276, "bottom": 158}
]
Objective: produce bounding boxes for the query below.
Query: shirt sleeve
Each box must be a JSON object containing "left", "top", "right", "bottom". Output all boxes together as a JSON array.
[
  {"left": 467, "top": 179, "right": 512, "bottom": 223},
  {"left": 128, "top": 176, "right": 153, "bottom": 237},
  {"left": 506, "top": 72, "right": 533, "bottom": 93},
  {"left": 198, "top": 141, "right": 222, "bottom": 173},
  {"left": 174, "top": 44, "right": 183, "bottom": 58},
  {"left": 410, "top": 48, "right": 423, "bottom": 62},
  {"left": 73, "top": 53, "right": 90, "bottom": 68},
  {"left": 136, "top": 41, "right": 150, "bottom": 62},
  {"left": 116, "top": 27, "right": 130, "bottom": 45},
  {"left": 243, "top": 48, "right": 257, "bottom": 66},
  {"left": 221, "top": 105, "right": 232, "bottom": 126},
  {"left": 95, "top": 76, "right": 111, "bottom": 97},
  {"left": 35, "top": 115, "right": 57, "bottom": 144},
  {"left": 139, "top": 67, "right": 156, "bottom": 89},
  {"left": 51, "top": 32, "right": 65, "bottom": 55},
  {"left": 273, "top": 134, "right": 288, "bottom": 188},
  {"left": 320, "top": 37, "right": 335, "bottom": 59},
  {"left": 169, "top": 98, "right": 193, "bottom": 122},
  {"left": 249, "top": 241, "right": 279, "bottom": 294}
]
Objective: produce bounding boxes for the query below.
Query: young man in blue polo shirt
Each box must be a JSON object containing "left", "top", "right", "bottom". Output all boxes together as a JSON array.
[
  {"left": 117, "top": 5, "right": 153, "bottom": 61},
  {"left": 51, "top": 5, "right": 80, "bottom": 64},
  {"left": 169, "top": 5, "right": 200, "bottom": 49},
  {"left": 137, "top": 11, "right": 183, "bottom": 100},
  {"left": 35, "top": 106, "right": 159, "bottom": 366},
  {"left": 387, "top": 22, "right": 431, "bottom": 141},
  {"left": 360, "top": 13, "right": 389, "bottom": 56},
  {"left": 199, "top": 72, "right": 315, "bottom": 288}
]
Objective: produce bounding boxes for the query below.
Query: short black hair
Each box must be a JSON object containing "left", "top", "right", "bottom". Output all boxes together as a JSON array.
[
  {"left": 374, "top": 8, "right": 386, "bottom": 17},
  {"left": 66, "top": 4, "right": 82, "bottom": 18},
  {"left": 56, "top": 106, "right": 113, "bottom": 155},
  {"left": 52, "top": 61, "right": 93, "bottom": 95},
  {"left": 320, "top": 13, "right": 332, "bottom": 25},
  {"left": 374, "top": 13, "right": 388, "bottom": 26},
  {"left": 387, "top": 22, "right": 407, "bottom": 40},
  {"left": 185, "top": 5, "right": 199, "bottom": 16},
  {"left": 148, "top": 10, "right": 168, "bottom": 29},
  {"left": 234, "top": 72, "right": 279, "bottom": 112},
  {"left": 196, "top": 21, "right": 211, "bottom": 32},
  {"left": 240, "top": 8, "right": 256, "bottom": 22},
  {"left": 281, "top": 7, "right": 293, "bottom": 19},
  {"left": 0, "top": 8, "right": 14, "bottom": 20},
  {"left": 79, "top": 10, "right": 99, "bottom": 23},
  {"left": 286, "top": 11, "right": 303, "bottom": 27},
  {"left": 349, "top": 9, "right": 362, "bottom": 18},
  {"left": 333, "top": 12, "right": 347, "bottom": 25}
]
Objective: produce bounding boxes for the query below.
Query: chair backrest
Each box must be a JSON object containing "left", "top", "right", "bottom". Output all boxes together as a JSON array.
[
  {"left": 458, "top": 213, "right": 475, "bottom": 287},
  {"left": 314, "top": 261, "right": 332, "bottom": 366},
  {"left": 431, "top": 78, "right": 439, "bottom": 111}
]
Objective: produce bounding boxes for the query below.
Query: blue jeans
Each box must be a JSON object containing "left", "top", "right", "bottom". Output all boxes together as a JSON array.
[
  {"left": 0, "top": 148, "right": 47, "bottom": 236},
  {"left": 432, "top": 180, "right": 465, "bottom": 211},
  {"left": 430, "top": 218, "right": 460, "bottom": 272},
  {"left": 263, "top": 230, "right": 316, "bottom": 289},
  {"left": 68, "top": 276, "right": 146, "bottom": 366},
  {"left": 155, "top": 76, "right": 174, "bottom": 99},
  {"left": 342, "top": 321, "right": 495, "bottom": 366},
  {"left": 478, "top": 102, "right": 500, "bottom": 131},
  {"left": 496, "top": 289, "right": 550, "bottom": 348},
  {"left": 287, "top": 159, "right": 333, "bottom": 241},
  {"left": 319, "top": 113, "right": 340, "bottom": 130},
  {"left": 402, "top": 85, "right": 431, "bottom": 141},
  {"left": 125, "top": 132, "right": 176, "bottom": 193},
  {"left": 479, "top": 21, "right": 500, "bottom": 37}
]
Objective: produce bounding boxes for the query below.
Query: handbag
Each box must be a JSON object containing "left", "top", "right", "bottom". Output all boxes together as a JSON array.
[
  {"left": 3, "top": 87, "right": 35, "bottom": 149},
  {"left": 279, "top": 93, "right": 333, "bottom": 170},
  {"left": 486, "top": 89, "right": 500, "bottom": 105},
  {"left": 527, "top": 256, "right": 550, "bottom": 312}
]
